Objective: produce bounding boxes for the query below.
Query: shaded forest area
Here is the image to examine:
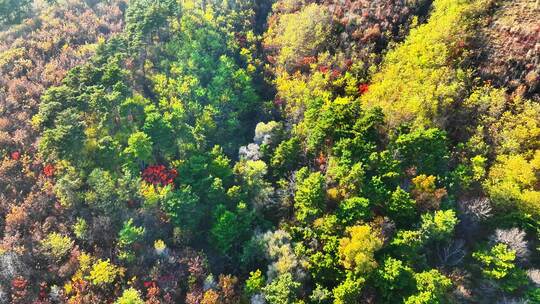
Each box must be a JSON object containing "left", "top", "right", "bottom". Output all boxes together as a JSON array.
[{"left": 0, "top": 0, "right": 539, "bottom": 303}]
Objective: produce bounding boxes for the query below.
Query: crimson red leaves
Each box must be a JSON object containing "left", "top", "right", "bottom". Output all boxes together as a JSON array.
[
  {"left": 43, "top": 164, "right": 55, "bottom": 177},
  {"left": 144, "top": 281, "right": 156, "bottom": 288},
  {"left": 301, "top": 56, "right": 317, "bottom": 65},
  {"left": 11, "top": 277, "right": 28, "bottom": 290},
  {"left": 358, "top": 83, "right": 370, "bottom": 94},
  {"left": 318, "top": 65, "right": 329, "bottom": 73},
  {"left": 11, "top": 151, "right": 21, "bottom": 160},
  {"left": 142, "top": 165, "right": 178, "bottom": 186}
]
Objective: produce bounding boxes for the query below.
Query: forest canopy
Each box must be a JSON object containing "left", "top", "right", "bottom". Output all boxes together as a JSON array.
[{"left": 0, "top": 0, "right": 539, "bottom": 303}]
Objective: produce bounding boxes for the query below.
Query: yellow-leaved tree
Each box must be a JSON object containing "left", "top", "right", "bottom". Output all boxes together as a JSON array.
[{"left": 338, "top": 224, "right": 383, "bottom": 274}]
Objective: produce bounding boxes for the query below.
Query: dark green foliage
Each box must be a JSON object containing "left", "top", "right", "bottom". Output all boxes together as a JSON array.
[
  {"left": 272, "top": 136, "right": 302, "bottom": 174},
  {"left": 125, "top": 0, "right": 179, "bottom": 50},
  {"left": 161, "top": 186, "right": 201, "bottom": 232},
  {"left": 210, "top": 203, "right": 254, "bottom": 257},
  {"left": 86, "top": 168, "right": 119, "bottom": 213},
  {"left": 294, "top": 171, "right": 326, "bottom": 224},
  {"left": 124, "top": 131, "right": 153, "bottom": 167},
  {"left": 118, "top": 219, "right": 145, "bottom": 247},
  {"left": 143, "top": 109, "right": 175, "bottom": 156},
  {"left": 375, "top": 257, "right": 415, "bottom": 303},
  {"left": 0, "top": 0, "right": 31, "bottom": 25},
  {"left": 386, "top": 187, "right": 417, "bottom": 227},
  {"left": 3, "top": 0, "right": 539, "bottom": 302},
  {"left": 392, "top": 128, "right": 450, "bottom": 177},
  {"left": 336, "top": 197, "right": 371, "bottom": 226},
  {"left": 38, "top": 109, "right": 85, "bottom": 161},
  {"left": 308, "top": 249, "right": 343, "bottom": 287},
  {"left": 262, "top": 273, "right": 301, "bottom": 304}
]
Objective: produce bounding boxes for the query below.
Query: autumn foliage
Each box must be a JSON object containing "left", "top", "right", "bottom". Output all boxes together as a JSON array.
[
  {"left": 1, "top": 0, "right": 539, "bottom": 303},
  {"left": 142, "top": 165, "right": 178, "bottom": 186}
]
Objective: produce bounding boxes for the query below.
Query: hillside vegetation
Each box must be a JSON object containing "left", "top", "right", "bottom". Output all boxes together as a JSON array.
[{"left": 0, "top": 0, "right": 538, "bottom": 303}]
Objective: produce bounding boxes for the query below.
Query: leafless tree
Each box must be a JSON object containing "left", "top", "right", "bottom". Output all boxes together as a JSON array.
[
  {"left": 0, "top": 251, "right": 28, "bottom": 282},
  {"left": 457, "top": 197, "right": 492, "bottom": 241},
  {"left": 527, "top": 269, "right": 540, "bottom": 286},
  {"left": 250, "top": 293, "right": 266, "bottom": 304},
  {"left": 489, "top": 228, "right": 530, "bottom": 263},
  {"left": 459, "top": 197, "right": 492, "bottom": 222},
  {"left": 0, "top": 286, "right": 7, "bottom": 304},
  {"left": 239, "top": 143, "right": 262, "bottom": 160},
  {"left": 496, "top": 297, "right": 529, "bottom": 304},
  {"left": 260, "top": 230, "right": 306, "bottom": 281},
  {"left": 437, "top": 239, "right": 466, "bottom": 267}
]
